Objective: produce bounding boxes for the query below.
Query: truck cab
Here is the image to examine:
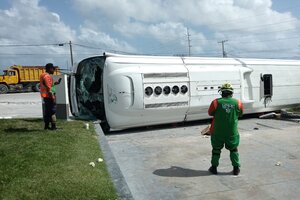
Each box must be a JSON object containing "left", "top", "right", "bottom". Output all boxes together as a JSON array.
[
  {"left": 1, "top": 69, "right": 19, "bottom": 84},
  {"left": 0, "top": 69, "right": 19, "bottom": 94}
]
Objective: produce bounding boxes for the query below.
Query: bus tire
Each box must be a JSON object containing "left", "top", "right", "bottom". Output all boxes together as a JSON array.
[
  {"left": 33, "top": 83, "right": 40, "bottom": 92},
  {"left": 100, "top": 122, "right": 110, "bottom": 134}
]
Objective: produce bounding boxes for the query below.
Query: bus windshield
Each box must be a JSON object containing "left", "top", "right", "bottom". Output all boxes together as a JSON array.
[{"left": 75, "top": 56, "right": 106, "bottom": 119}]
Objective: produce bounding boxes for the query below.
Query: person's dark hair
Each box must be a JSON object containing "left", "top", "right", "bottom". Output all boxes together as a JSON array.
[
  {"left": 45, "top": 63, "right": 54, "bottom": 71},
  {"left": 221, "top": 90, "right": 233, "bottom": 98}
]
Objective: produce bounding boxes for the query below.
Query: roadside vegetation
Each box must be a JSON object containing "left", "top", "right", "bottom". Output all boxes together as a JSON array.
[
  {"left": 0, "top": 119, "right": 117, "bottom": 200},
  {"left": 288, "top": 105, "right": 300, "bottom": 113}
]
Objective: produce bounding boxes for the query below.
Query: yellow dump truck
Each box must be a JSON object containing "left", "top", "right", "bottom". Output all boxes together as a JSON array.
[{"left": 0, "top": 65, "right": 61, "bottom": 94}]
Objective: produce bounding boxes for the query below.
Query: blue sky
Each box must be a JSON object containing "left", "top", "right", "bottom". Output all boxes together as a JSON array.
[{"left": 0, "top": 0, "right": 300, "bottom": 71}]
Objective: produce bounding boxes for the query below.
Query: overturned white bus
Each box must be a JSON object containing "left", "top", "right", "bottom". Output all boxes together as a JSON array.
[{"left": 69, "top": 53, "right": 300, "bottom": 132}]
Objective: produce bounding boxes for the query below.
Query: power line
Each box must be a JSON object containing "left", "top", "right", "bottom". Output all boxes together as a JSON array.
[
  {"left": 0, "top": 43, "right": 66, "bottom": 47},
  {"left": 0, "top": 53, "right": 100, "bottom": 56},
  {"left": 226, "top": 45, "right": 298, "bottom": 54},
  {"left": 230, "top": 35, "right": 300, "bottom": 45},
  {"left": 0, "top": 42, "right": 137, "bottom": 57},
  {"left": 73, "top": 43, "right": 104, "bottom": 49},
  {"left": 73, "top": 43, "right": 137, "bottom": 55},
  {"left": 192, "top": 27, "right": 300, "bottom": 43},
  {"left": 219, "top": 18, "right": 298, "bottom": 33}
]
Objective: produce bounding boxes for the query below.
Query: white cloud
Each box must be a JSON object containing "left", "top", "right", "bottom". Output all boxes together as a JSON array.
[
  {"left": 0, "top": 0, "right": 77, "bottom": 69},
  {"left": 73, "top": 0, "right": 300, "bottom": 57},
  {"left": 0, "top": 0, "right": 136, "bottom": 69},
  {"left": 233, "top": 0, "right": 272, "bottom": 10},
  {"left": 74, "top": 0, "right": 168, "bottom": 23},
  {"left": 78, "top": 25, "right": 136, "bottom": 53},
  {"left": 0, "top": 0, "right": 74, "bottom": 43},
  {"left": 0, "top": 0, "right": 299, "bottom": 71}
]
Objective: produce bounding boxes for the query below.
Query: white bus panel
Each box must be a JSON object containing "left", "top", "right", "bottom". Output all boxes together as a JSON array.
[{"left": 69, "top": 53, "right": 300, "bottom": 131}]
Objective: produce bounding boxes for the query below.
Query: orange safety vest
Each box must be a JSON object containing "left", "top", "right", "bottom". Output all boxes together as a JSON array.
[{"left": 40, "top": 72, "right": 53, "bottom": 98}]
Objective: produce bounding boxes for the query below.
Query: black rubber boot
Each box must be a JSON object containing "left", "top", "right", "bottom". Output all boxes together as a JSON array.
[
  {"left": 50, "top": 123, "right": 57, "bottom": 130},
  {"left": 209, "top": 166, "right": 218, "bottom": 175},
  {"left": 233, "top": 166, "right": 240, "bottom": 175},
  {"left": 44, "top": 123, "right": 50, "bottom": 130}
]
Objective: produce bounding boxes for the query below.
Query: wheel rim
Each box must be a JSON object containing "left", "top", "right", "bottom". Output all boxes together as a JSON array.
[{"left": 0, "top": 84, "right": 8, "bottom": 94}]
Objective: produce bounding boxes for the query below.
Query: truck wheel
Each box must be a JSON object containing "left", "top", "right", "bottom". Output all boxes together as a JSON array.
[
  {"left": 33, "top": 83, "right": 40, "bottom": 92},
  {"left": 0, "top": 84, "right": 9, "bottom": 94}
]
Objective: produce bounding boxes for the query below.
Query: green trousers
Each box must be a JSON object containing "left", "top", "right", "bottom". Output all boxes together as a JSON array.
[{"left": 210, "top": 134, "right": 240, "bottom": 167}]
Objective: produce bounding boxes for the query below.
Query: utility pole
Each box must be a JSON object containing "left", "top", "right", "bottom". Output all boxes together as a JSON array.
[
  {"left": 187, "top": 28, "right": 192, "bottom": 56},
  {"left": 218, "top": 40, "right": 228, "bottom": 57},
  {"left": 69, "top": 41, "right": 74, "bottom": 67},
  {"left": 59, "top": 41, "right": 74, "bottom": 71}
]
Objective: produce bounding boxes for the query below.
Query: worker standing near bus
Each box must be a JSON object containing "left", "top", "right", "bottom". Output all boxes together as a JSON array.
[
  {"left": 208, "top": 83, "right": 244, "bottom": 175},
  {"left": 40, "top": 63, "right": 61, "bottom": 130}
]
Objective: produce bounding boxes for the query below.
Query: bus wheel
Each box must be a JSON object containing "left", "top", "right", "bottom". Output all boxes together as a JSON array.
[
  {"left": 0, "top": 84, "right": 9, "bottom": 94},
  {"left": 100, "top": 122, "right": 110, "bottom": 134},
  {"left": 33, "top": 83, "right": 40, "bottom": 92}
]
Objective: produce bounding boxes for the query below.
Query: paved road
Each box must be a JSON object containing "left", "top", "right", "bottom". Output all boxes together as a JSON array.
[
  {"left": 0, "top": 92, "right": 42, "bottom": 118},
  {"left": 106, "top": 118, "right": 300, "bottom": 200}
]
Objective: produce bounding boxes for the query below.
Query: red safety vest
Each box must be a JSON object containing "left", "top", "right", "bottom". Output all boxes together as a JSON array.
[{"left": 40, "top": 72, "right": 53, "bottom": 98}]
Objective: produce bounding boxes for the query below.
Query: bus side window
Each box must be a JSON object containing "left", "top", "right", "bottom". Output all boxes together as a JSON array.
[{"left": 262, "top": 74, "right": 273, "bottom": 97}]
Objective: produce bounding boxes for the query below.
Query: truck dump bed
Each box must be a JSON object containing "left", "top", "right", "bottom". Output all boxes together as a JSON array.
[{"left": 12, "top": 66, "right": 60, "bottom": 82}]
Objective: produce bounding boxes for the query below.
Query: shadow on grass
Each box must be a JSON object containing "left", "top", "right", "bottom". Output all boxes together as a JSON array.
[
  {"left": 4, "top": 127, "right": 40, "bottom": 133},
  {"left": 22, "top": 119, "right": 43, "bottom": 123}
]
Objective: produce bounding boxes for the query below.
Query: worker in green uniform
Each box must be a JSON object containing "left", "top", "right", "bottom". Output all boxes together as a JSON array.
[{"left": 208, "top": 83, "right": 244, "bottom": 175}]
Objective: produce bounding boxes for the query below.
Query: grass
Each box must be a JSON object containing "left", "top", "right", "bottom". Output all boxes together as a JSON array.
[
  {"left": 0, "top": 119, "right": 117, "bottom": 200},
  {"left": 288, "top": 105, "right": 300, "bottom": 113}
]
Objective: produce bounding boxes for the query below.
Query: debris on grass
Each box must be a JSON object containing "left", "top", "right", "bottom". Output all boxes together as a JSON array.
[{"left": 89, "top": 162, "right": 95, "bottom": 167}]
